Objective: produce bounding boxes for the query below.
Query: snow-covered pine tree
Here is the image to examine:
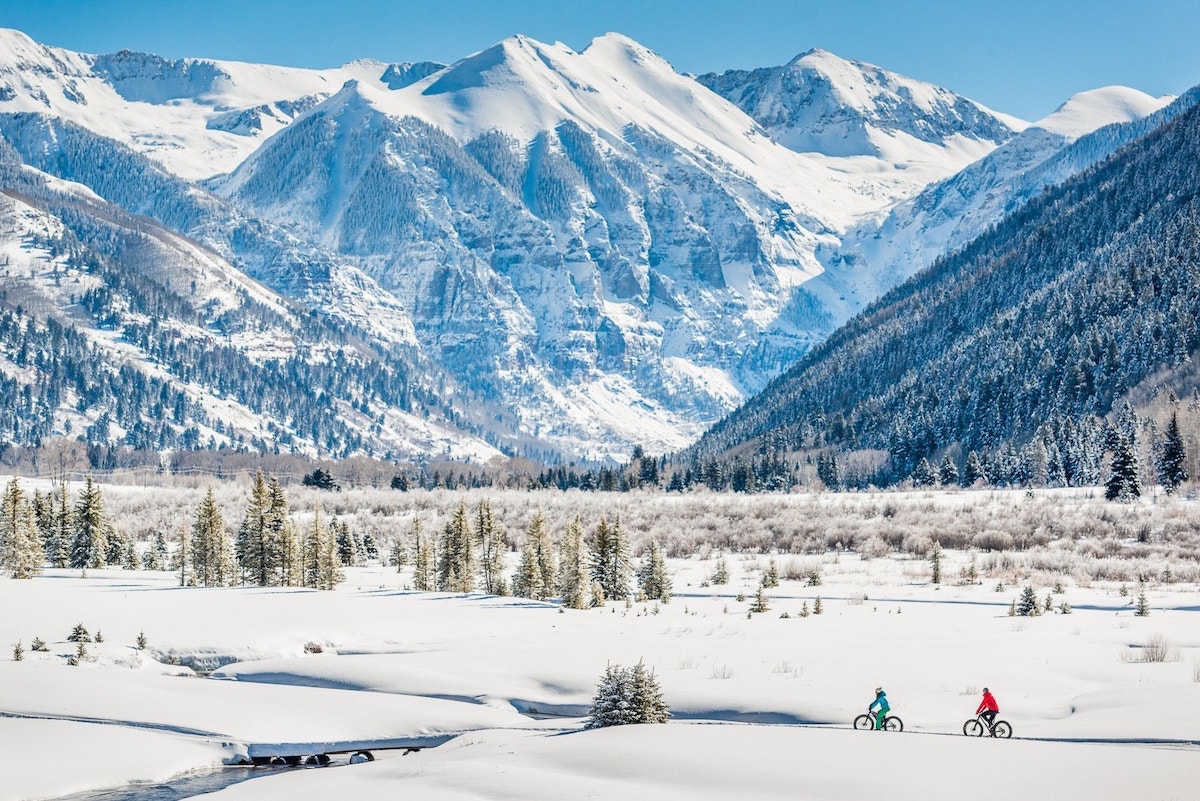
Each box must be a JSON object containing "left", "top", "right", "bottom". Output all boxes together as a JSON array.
[
  {"left": 335, "top": 523, "right": 353, "bottom": 566},
  {"left": 590, "top": 516, "right": 631, "bottom": 602},
  {"left": 586, "top": 663, "right": 633, "bottom": 729},
  {"left": 939, "top": 454, "right": 960, "bottom": 487},
  {"left": 318, "top": 514, "right": 344, "bottom": 591},
  {"left": 964, "top": 451, "right": 989, "bottom": 487},
  {"left": 1, "top": 477, "right": 43, "bottom": 579},
  {"left": 1155, "top": 410, "right": 1188, "bottom": 494},
  {"left": 302, "top": 505, "right": 344, "bottom": 591},
  {"left": 513, "top": 534, "right": 542, "bottom": 600},
  {"left": 750, "top": 584, "right": 770, "bottom": 613},
  {"left": 289, "top": 517, "right": 309, "bottom": 587},
  {"left": 175, "top": 520, "right": 193, "bottom": 587},
  {"left": 142, "top": 531, "right": 169, "bottom": 571},
  {"left": 636, "top": 540, "right": 672, "bottom": 602},
  {"left": 437, "top": 500, "right": 476, "bottom": 593},
  {"left": 389, "top": 533, "right": 407, "bottom": 572},
  {"left": 475, "top": 499, "right": 508, "bottom": 595},
  {"left": 1016, "top": 585, "right": 1040, "bottom": 617},
  {"left": 710, "top": 555, "right": 729, "bottom": 585},
  {"left": 1105, "top": 431, "right": 1141, "bottom": 502},
  {"left": 190, "top": 487, "right": 233, "bottom": 587},
  {"left": 912, "top": 457, "right": 938, "bottom": 487},
  {"left": 761, "top": 556, "right": 779, "bottom": 588},
  {"left": 1134, "top": 584, "right": 1150, "bottom": 617},
  {"left": 264, "top": 477, "right": 295, "bottom": 586},
  {"left": 41, "top": 483, "right": 71, "bottom": 568},
  {"left": 557, "top": 515, "right": 591, "bottom": 609},
  {"left": 627, "top": 661, "right": 670, "bottom": 724},
  {"left": 69, "top": 477, "right": 112, "bottom": 570},
  {"left": 411, "top": 517, "right": 435, "bottom": 591},
  {"left": 236, "top": 470, "right": 270, "bottom": 586},
  {"left": 930, "top": 542, "right": 943, "bottom": 585}
]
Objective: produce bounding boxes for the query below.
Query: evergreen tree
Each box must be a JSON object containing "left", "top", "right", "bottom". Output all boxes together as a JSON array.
[
  {"left": 190, "top": 487, "right": 233, "bottom": 587},
  {"left": 750, "top": 584, "right": 770, "bottom": 613},
  {"left": 513, "top": 534, "right": 543, "bottom": 600},
  {"left": 586, "top": 661, "right": 670, "bottom": 729},
  {"left": 710, "top": 556, "right": 729, "bottom": 585},
  {"left": 589, "top": 516, "right": 632, "bottom": 602},
  {"left": 1105, "top": 431, "right": 1141, "bottom": 502},
  {"left": 637, "top": 540, "right": 672, "bottom": 602},
  {"left": 1155, "top": 410, "right": 1188, "bottom": 494},
  {"left": 142, "top": 531, "right": 169, "bottom": 571},
  {"left": 1016, "top": 585, "right": 1041, "bottom": 617},
  {"left": 513, "top": 512, "right": 555, "bottom": 600},
  {"left": 813, "top": 596, "right": 823, "bottom": 615},
  {"left": 69, "top": 477, "right": 112, "bottom": 570},
  {"left": 1, "top": 477, "right": 42, "bottom": 579},
  {"left": 557, "top": 515, "right": 592, "bottom": 609},
  {"left": 277, "top": 515, "right": 302, "bottom": 585},
  {"left": 586, "top": 663, "right": 633, "bottom": 729},
  {"left": 302, "top": 506, "right": 343, "bottom": 590},
  {"left": 930, "top": 542, "right": 943, "bottom": 585},
  {"left": 911, "top": 457, "right": 938, "bottom": 487},
  {"left": 627, "top": 661, "right": 670, "bottom": 724},
  {"left": 389, "top": 534, "right": 407, "bottom": 572},
  {"left": 236, "top": 470, "right": 271, "bottom": 585},
  {"left": 939, "top": 454, "right": 960, "bottom": 487},
  {"left": 410, "top": 518, "right": 435, "bottom": 591},
  {"left": 475, "top": 499, "right": 508, "bottom": 595},
  {"left": 176, "top": 520, "right": 192, "bottom": 586},
  {"left": 816, "top": 450, "right": 840, "bottom": 489},
  {"left": 34, "top": 488, "right": 67, "bottom": 569},
  {"left": 761, "top": 556, "right": 779, "bottom": 588},
  {"left": 437, "top": 500, "right": 476, "bottom": 593},
  {"left": 964, "top": 451, "right": 989, "bottom": 487},
  {"left": 1134, "top": 584, "right": 1150, "bottom": 617}
]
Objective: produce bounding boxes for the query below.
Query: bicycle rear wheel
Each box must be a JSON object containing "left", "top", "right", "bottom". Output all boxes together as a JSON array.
[
  {"left": 963, "top": 719, "right": 984, "bottom": 736},
  {"left": 853, "top": 714, "right": 874, "bottom": 730},
  {"left": 992, "top": 720, "right": 1012, "bottom": 738},
  {"left": 883, "top": 715, "right": 903, "bottom": 732}
]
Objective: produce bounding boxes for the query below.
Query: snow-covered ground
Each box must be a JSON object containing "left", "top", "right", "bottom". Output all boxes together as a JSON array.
[{"left": 3, "top": 538, "right": 1198, "bottom": 801}]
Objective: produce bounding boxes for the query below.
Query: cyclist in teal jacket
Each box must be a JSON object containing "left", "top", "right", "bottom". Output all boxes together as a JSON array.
[{"left": 869, "top": 687, "right": 890, "bottom": 729}]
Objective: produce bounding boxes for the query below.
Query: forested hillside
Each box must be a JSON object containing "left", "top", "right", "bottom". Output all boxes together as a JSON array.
[{"left": 683, "top": 95, "right": 1200, "bottom": 490}]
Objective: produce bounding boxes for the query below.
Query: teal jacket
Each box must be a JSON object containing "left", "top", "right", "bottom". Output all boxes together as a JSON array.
[{"left": 870, "top": 692, "right": 890, "bottom": 713}]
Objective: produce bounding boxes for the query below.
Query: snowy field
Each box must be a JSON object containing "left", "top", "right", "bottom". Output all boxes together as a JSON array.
[{"left": 3, "top": 511, "right": 1199, "bottom": 801}]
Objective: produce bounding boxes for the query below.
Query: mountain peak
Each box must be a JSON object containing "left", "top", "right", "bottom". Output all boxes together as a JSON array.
[{"left": 1034, "top": 86, "right": 1173, "bottom": 139}]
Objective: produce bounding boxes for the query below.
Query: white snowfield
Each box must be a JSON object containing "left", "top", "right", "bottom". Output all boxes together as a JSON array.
[{"left": 2, "top": 553, "right": 1198, "bottom": 801}]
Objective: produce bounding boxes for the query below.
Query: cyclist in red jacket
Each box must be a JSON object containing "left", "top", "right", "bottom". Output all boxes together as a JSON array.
[{"left": 976, "top": 688, "right": 999, "bottom": 733}]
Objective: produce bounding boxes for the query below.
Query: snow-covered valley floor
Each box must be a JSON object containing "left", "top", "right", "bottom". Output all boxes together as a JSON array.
[{"left": 3, "top": 530, "right": 1199, "bottom": 800}]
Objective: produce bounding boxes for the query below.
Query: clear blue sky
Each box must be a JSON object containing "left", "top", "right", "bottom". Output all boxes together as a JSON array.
[{"left": 3, "top": 0, "right": 1198, "bottom": 120}]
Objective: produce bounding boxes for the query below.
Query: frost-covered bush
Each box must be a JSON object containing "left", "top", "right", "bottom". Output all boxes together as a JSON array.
[{"left": 586, "top": 662, "right": 669, "bottom": 728}]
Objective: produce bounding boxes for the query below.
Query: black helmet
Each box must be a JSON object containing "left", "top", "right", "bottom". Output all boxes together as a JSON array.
[{"left": 983, "top": 687, "right": 989, "bottom": 693}]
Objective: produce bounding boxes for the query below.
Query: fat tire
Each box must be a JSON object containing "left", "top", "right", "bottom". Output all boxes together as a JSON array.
[
  {"left": 884, "top": 716, "right": 903, "bottom": 732},
  {"left": 992, "top": 720, "right": 1013, "bottom": 738},
  {"left": 964, "top": 719, "right": 985, "bottom": 736},
  {"left": 853, "top": 714, "right": 874, "bottom": 730}
]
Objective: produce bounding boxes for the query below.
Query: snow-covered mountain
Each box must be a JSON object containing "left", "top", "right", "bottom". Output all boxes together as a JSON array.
[
  {"left": 697, "top": 49, "right": 1025, "bottom": 200},
  {"left": 0, "top": 27, "right": 1176, "bottom": 463},
  {"left": 0, "top": 27, "right": 444, "bottom": 179},
  {"left": 803, "top": 86, "right": 1181, "bottom": 328}
]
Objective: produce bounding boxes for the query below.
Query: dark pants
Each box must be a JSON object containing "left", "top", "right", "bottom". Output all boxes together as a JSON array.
[{"left": 980, "top": 709, "right": 997, "bottom": 729}]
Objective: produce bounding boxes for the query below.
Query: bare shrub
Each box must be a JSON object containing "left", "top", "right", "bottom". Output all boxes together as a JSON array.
[{"left": 1137, "top": 633, "right": 1179, "bottom": 663}]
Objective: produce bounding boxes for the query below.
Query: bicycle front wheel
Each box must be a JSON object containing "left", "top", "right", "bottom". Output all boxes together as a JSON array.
[
  {"left": 883, "top": 716, "right": 903, "bottom": 732},
  {"left": 963, "top": 719, "right": 985, "bottom": 736},
  {"left": 992, "top": 720, "right": 1012, "bottom": 738},
  {"left": 853, "top": 714, "right": 874, "bottom": 730}
]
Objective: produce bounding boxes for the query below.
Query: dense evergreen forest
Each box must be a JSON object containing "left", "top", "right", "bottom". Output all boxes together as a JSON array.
[{"left": 679, "top": 95, "right": 1200, "bottom": 491}]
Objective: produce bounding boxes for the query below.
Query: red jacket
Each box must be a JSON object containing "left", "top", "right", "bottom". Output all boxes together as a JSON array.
[{"left": 976, "top": 691, "right": 999, "bottom": 714}]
